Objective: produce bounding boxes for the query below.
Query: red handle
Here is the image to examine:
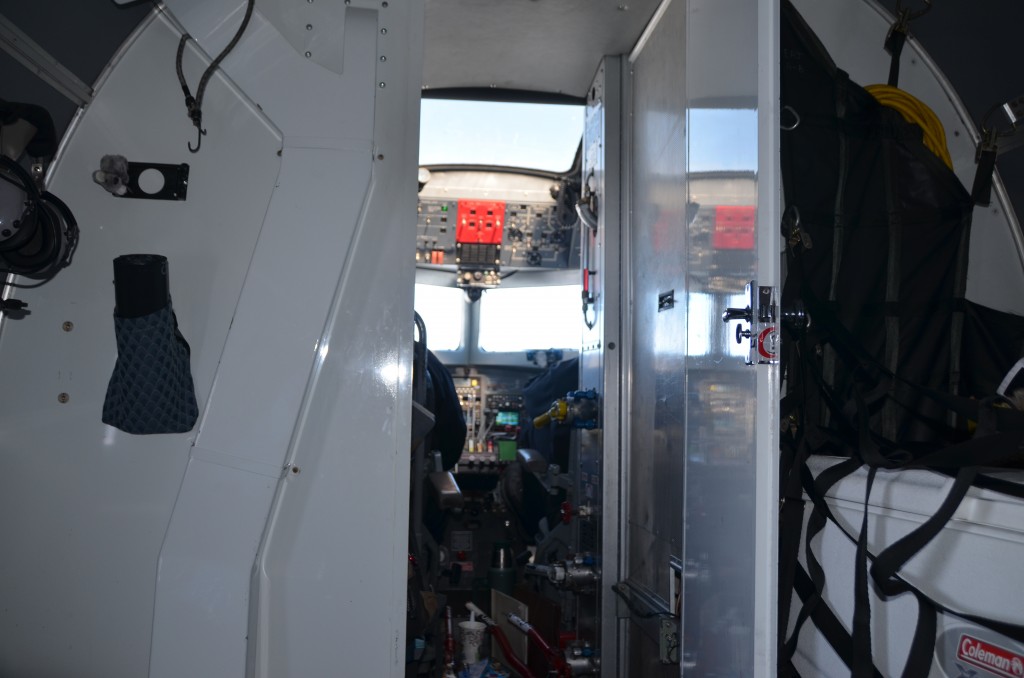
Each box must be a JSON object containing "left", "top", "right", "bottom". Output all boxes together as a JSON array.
[{"left": 488, "top": 626, "right": 535, "bottom": 678}]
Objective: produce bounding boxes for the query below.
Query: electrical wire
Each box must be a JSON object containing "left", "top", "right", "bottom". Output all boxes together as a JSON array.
[
  {"left": 865, "top": 84, "right": 953, "bottom": 169},
  {"left": 610, "top": 582, "right": 675, "bottom": 619},
  {"left": 0, "top": 192, "right": 79, "bottom": 285},
  {"left": 0, "top": 157, "right": 78, "bottom": 286}
]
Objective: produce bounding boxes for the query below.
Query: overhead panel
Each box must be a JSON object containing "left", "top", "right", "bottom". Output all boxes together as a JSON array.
[{"left": 421, "top": 0, "right": 663, "bottom": 98}]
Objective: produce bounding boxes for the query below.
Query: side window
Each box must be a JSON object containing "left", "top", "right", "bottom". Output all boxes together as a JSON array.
[
  {"left": 414, "top": 284, "right": 466, "bottom": 351},
  {"left": 477, "top": 285, "right": 581, "bottom": 352}
]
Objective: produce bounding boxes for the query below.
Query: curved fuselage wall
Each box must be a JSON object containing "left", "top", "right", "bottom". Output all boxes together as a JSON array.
[{"left": 793, "top": 0, "right": 1024, "bottom": 316}]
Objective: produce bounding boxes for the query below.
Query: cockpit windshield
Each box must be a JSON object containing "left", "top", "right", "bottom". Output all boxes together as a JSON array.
[{"left": 419, "top": 98, "right": 584, "bottom": 172}]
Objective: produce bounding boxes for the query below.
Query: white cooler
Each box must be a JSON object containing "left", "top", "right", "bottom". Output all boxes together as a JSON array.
[{"left": 792, "top": 455, "right": 1024, "bottom": 677}]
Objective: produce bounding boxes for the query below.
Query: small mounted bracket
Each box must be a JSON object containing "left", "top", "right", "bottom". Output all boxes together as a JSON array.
[
  {"left": 658, "top": 289, "right": 675, "bottom": 312},
  {"left": 659, "top": 618, "right": 680, "bottom": 664},
  {"left": 122, "top": 162, "right": 189, "bottom": 201}
]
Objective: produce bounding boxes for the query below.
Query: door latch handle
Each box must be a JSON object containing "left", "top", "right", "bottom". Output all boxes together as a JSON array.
[
  {"left": 722, "top": 306, "right": 752, "bottom": 323},
  {"left": 722, "top": 281, "right": 779, "bottom": 365}
]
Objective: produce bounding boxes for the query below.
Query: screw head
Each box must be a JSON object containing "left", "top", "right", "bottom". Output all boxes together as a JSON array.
[
  {"left": 305, "top": 51, "right": 312, "bottom": 58},
  {"left": 380, "top": 27, "right": 388, "bottom": 35},
  {"left": 379, "top": 81, "right": 386, "bottom": 88},
  {"left": 58, "top": 392, "right": 69, "bottom": 404},
  {"left": 306, "top": 23, "right": 312, "bottom": 30},
  {"left": 380, "top": 55, "right": 387, "bottom": 62},
  {"left": 62, "top": 321, "right": 74, "bottom": 332}
]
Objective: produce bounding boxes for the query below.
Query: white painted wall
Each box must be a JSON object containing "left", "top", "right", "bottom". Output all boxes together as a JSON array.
[
  {"left": 0, "top": 1, "right": 423, "bottom": 676},
  {"left": 0, "top": 9, "right": 282, "bottom": 676}
]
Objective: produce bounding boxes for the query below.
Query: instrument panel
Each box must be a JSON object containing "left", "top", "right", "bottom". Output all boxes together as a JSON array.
[
  {"left": 416, "top": 198, "right": 576, "bottom": 271},
  {"left": 453, "top": 373, "right": 527, "bottom": 471},
  {"left": 415, "top": 170, "right": 581, "bottom": 283}
]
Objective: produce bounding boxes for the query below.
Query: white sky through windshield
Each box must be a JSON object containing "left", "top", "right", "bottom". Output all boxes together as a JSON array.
[{"left": 419, "top": 99, "right": 584, "bottom": 172}]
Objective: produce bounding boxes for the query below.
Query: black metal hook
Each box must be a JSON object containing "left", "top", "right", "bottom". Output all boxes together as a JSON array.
[
  {"left": 895, "top": 0, "right": 932, "bottom": 23},
  {"left": 188, "top": 125, "right": 206, "bottom": 153}
]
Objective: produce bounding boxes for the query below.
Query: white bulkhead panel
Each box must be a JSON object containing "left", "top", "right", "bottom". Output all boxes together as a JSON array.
[
  {"left": 0, "top": 9, "right": 282, "bottom": 678},
  {"left": 0, "top": 0, "right": 423, "bottom": 676},
  {"left": 154, "top": 1, "right": 423, "bottom": 676}
]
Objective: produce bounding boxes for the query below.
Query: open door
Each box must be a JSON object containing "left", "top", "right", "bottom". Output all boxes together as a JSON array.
[{"left": 620, "top": 0, "right": 780, "bottom": 675}]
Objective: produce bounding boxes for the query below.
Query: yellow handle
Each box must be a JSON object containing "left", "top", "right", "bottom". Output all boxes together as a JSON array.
[{"left": 534, "top": 399, "right": 568, "bottom": 428}]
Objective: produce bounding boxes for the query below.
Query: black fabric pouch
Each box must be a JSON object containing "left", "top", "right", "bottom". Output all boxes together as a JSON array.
[{"left": 102, "top": 254, "right": 198, "bottom": 434}]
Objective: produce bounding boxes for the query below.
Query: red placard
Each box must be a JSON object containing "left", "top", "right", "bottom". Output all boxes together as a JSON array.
[
  {"left": 456, "top": 200, "right": 506, "bottom": 245},
  {"left": 713, "top": 205, "right": 756, "bottom": 250}
]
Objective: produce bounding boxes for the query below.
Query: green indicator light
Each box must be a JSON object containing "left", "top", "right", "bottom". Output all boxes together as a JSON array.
[{"left": 441, "top": 205, "right": 448, "bottom": 212}]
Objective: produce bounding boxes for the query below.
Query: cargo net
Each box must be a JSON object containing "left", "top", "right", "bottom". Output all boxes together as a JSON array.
[{"left": 777, "top": 2, "right": 1024, "bottom": 676}]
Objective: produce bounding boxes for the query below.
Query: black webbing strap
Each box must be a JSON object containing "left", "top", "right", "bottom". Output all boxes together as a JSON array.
[
  {"left": 868, "top": 465, "right": 975, "bottom": 676},
  {"left": 779, "top": 317, "right": 819, "bottom": 671},
  {"left": 778, "top": 441, "right": 809, "bottom": 665},
  {"left": 783, "top": 457, "right": 862, "bottom": 663},
  {"left": 961, "top": 470, "right": 1024, "bottom": 499},
  {"left": 794, "top": 456, "right": 1024, "bottom": 643},
  {"left": 883, "top": 22, "right": 907, "bottom": 87},
  {"left": 971, "top": 134, "right": 999, "bottom": 207},
  {"left": 851, "top": 465, "right": 877, "bottom": 678},
  {"left": 883, "top": 3, "right": 932, "bottom": 88},
  {"left": 780, "top": 271, "right": 1024, "bottom": 674},
  {"left": 793, "top": 565, "right": 884, "bottom": 678},
  {"left": 802, "top": 278, "right": 1024, "bottom": 435},
  {"left": 792, "top": 400, "right": 1024, "bottom": 675}
]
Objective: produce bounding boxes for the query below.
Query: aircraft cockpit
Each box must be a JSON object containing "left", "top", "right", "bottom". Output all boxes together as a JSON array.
[
  {"left": 407, "top": 96, "right": 595, "bottom": 676},
  {"left": 4, "top": 1, "right": 1024, "bottom": 677}
]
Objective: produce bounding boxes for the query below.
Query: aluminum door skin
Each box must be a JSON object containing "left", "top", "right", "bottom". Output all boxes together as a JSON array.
[
  {"left": 624, "top": 1, "right": 689, "bottom": 674},
  {"left": 625, "top": 0, "right": 779, "bottom": 675}
]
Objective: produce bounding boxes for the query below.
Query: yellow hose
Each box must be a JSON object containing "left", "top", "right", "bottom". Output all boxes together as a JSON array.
[{"left": 865, "top": 83, "right": 953, "bottom": 170}]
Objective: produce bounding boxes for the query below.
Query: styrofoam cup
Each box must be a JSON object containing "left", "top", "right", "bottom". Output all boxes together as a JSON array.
[{"left": 458, "top": 620, "right": 487, "bottom": 664}]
